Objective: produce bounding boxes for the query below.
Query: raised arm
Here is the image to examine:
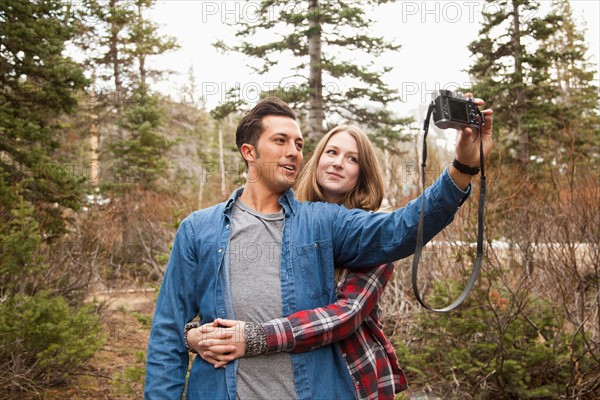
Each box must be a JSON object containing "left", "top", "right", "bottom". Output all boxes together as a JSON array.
[{"left": 333, "top": 103, "right": 493, "bottom": 268}]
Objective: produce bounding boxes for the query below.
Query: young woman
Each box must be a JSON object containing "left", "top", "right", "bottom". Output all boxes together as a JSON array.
[{"left": 186, "top": 125, "right": 407, "bottom": 398}]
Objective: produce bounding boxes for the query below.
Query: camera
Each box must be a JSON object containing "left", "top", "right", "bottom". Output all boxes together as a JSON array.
[{"left": 432, "top": 90, "right": 481, "bottom": 131}]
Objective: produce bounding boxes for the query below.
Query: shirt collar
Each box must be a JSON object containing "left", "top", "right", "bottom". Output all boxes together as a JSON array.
[
  {"left": 279, "top": 189, "right": 297, "bottom": 216},
  {"left": 223, "top": 187, "right": 297, "bottom": 216},
  {"left": 224, "top": 187, "right": 244, "bottom": 214}
]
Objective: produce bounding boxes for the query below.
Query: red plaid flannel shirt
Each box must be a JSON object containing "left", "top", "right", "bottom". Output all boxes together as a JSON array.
[{"left": 261, "top": 263, "right": 408, "bottom": 399}]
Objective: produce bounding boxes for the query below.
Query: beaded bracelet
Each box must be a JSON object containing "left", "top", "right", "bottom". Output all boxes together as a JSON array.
[{"left": 184, "top": 321, "right": 202, "bottom": 354}]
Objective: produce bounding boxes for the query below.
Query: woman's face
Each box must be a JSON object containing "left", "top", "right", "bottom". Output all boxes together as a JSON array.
[{"left": 317, "top": 131, "right": 361, "bottom": 204}]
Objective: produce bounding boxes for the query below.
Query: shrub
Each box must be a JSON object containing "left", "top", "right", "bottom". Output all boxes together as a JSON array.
[
  {"left": 395, "top": 280, "right": 596, "bottom": 399},
  {"left": 0, "top": 291, "right": 105, "bottom": 394},
  {"left": 113, "top": 351, "right": 146, "bottom": 397}
]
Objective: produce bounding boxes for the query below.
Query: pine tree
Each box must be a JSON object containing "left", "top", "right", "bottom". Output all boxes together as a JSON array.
[
  {"left": 81, "top": 0, "right": 136, "bottom": 110},
  {"left": 123, "top": 0, "right": 179, "bottom": 90},
  {"left": 0, "top": 2, "right": 104, "bottom": 393},
  {"left": 0, "top": 0, "right": 88, "bottom": 236},
  {"left": 73, "top": 0, "right": 178, "bottom": 270},
  {"left": 110, "top": 88, "right": 171, "bottom": 189},
  {"left": 542, "top": 0, "right": 600, "bottom": 168},
  {"left": 0, "top": 179, "right": 44, "bottom": 295},
  {"left": 78, "top": 0, "right": 178, "bottom": 190},
  {"left": 109, "top": 0, "right": 178, "bottom": 190},
  {"left": 214, "top": 0, "right": 410, "bottom": 142},
  {"left": 467, "top": 0, "right": 561, "bottom": 167}
]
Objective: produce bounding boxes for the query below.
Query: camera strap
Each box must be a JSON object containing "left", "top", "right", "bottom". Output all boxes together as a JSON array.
[{"left": 411, "top": 102, "right": 486, "bottom": 312}]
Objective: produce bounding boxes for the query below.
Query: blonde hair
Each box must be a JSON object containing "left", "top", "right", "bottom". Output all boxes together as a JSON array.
[{"left": 295, "top": 125, "right": 384, "bottom": 212}]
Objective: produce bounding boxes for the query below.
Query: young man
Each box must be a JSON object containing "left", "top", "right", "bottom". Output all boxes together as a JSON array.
[{"left": 144, "top": 97, "right": 494, "bottom": 399}]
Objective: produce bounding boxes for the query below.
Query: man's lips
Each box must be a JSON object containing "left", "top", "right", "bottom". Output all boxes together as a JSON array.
[{"left": 281, "top": 163, "right": 297, "bottom": 172}]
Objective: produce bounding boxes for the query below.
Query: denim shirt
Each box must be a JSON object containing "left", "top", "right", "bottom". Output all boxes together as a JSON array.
[{"left": 145, "top": 168, "right": 469, "bottom": 400}]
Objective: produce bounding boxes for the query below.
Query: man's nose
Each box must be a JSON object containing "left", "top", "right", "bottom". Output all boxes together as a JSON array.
[{"left": 285, "top": 143, "right": 299, "bottom": 158}]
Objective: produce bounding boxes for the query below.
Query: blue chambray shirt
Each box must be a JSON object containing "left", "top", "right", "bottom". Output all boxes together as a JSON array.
[{"left": 145, "top": 168, "right": 469, "bottom": 400}]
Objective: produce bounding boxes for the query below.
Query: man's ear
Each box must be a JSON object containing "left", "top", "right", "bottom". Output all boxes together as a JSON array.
[{"left": 240, "top": 143, "right": 256, "bottom": 163}]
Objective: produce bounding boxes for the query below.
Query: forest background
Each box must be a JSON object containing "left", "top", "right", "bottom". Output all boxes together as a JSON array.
[{"left": 1, "top": 0, "right": 599, "bottom": 399}]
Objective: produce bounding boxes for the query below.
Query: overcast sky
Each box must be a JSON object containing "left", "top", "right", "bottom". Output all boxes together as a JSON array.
[{"left": 147, "top": 0, "right": 599, "bottom": 120}]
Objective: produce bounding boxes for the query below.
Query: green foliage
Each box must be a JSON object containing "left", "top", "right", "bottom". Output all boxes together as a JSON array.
[
  {"left": 467, "top": 0, "right": 599, "bottom": 243},
  {"left": 210, "top": 97, "right": 246, "bottom": 121},
  {"left": 468, "top": 0, "right": 599, "bottom": 170},
  {"left": 109, "top": 88, "right": 173, "bottom": 190},
  {"left": 123, "top": 0, "right": 180, "bottom": 86},
  {"left": 113, "top": 351, "right": 146, "bottom": 397},
  {"left": 78, "top": 0, "right": 178, "bottom": 193},
  {"left": 215, "top": 0, "right": 410, "bottom": 141},
  {"left": 155, "top": 253, "right": 171, "bottom": 267},
  {"left": 396, "top": 280, "right": 593, "bottom": 399},
  {"left": 540, "top": 0, "right": 600, "bottom": 168},
  {"left": 80, "top": 0, "right": 178, "bottom": 88},
  {"left": 0, "top": 291, "right": 105, "bottom": 390},
  {"left": 0, "top": 0, "right": 88, "bottom": 236},
  {"left": 467, "top": 0, "right": 561, "bottom": 166},
  {"left": 131, "top": 311, "right": 153, "bottom": 328},
  {"left": 0, "top": 179, "right": 106, "bottom": 393},
  {"left": 0, "top": 183, "right": 44, "bottom": 295},
  {"left": 0, "top": 3, "right": 109, "bottom": 394}
]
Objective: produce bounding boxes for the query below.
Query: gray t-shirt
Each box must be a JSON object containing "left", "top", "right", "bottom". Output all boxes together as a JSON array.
[{"left": 229, "top": 198, "right": 296, "bottom": 399}]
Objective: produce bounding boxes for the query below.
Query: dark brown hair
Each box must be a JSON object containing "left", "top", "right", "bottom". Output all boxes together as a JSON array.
[{"left": 235, "top": 97, "right": 296, "bottom": 164}]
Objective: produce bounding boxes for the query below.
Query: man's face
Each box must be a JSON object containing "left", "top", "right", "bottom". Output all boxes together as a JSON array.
[{"left": 247, "top": 115, "right": 304, "bottom": 193}]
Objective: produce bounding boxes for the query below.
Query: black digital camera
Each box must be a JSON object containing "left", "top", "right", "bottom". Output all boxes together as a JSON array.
[{"left": 432, "top": 90, "right": 481, "bottom": 131}]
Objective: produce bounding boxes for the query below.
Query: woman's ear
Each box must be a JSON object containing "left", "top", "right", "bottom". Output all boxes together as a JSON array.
[{"left": 240, "top": 143, "right": 256, "bottom": 163}]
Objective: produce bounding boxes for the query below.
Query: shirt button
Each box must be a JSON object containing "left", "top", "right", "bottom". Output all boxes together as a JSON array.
[
  {"left": 218, "top": 248, "right": 222, "bottom": 253},
  {"left": 226, "top": 224, "right": 230, "bottom": 229}
]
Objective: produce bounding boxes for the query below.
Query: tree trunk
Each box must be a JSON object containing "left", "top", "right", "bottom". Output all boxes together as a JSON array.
[
  {"left": 109, "top": 0, "right": 123, "bottom": 121},
  {"left": 90, "top": 78, "right": 99, "bottom": 190},
  {"left": 137, "top": 4, "right": 147, "bottom": 90},
  {"left": 109, "top": 0, "right": 130, "bottom": 262},
  {"left": 512, "top": 0, "right": 528, "bottom": 168},
  {"left": 307, "top": 0, "right": 324, "bottom": 140}
]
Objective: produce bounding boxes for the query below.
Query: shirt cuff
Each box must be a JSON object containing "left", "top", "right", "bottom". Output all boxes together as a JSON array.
[
  {"left": 243, "top": 322, "right": 268, "bottom": 357},
  {"left": 439, "top": 167, "right": 471, "bottom": 209}
]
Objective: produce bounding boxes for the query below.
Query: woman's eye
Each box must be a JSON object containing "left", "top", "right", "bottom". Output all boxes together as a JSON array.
[{"left": 349, "top": 157, "right": 358, "bottom": 164}]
